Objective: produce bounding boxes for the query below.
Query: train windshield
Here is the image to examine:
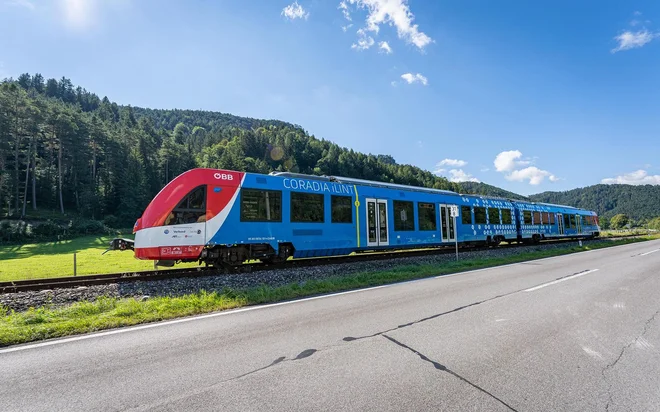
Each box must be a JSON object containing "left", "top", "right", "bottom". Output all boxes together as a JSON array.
[{"left": 164, "top": 185, "right": 207, "bottom": 225}]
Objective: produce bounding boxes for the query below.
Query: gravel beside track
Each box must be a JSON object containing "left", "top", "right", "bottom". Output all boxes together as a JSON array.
[{"left": 0, "top": 238, "right": 626, "bottom": 312}]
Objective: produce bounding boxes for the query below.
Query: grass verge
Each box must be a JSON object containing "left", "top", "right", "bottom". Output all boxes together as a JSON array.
[
  {"left": 0, "top": 235, "right": 201, "bottom": 282},
  {"left": 1, "top": 235, "right": 658, "bottom": 347}
]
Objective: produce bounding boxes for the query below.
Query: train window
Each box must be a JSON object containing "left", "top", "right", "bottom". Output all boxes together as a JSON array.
[
  {"left": 291, "top": 192, "right": 324, "bottom": 223},
  {"left": 417, "top": 202, "right": 437, "bottom": 231},
  {"left": 331, "top": 195, "right": 352, "bottom": 223},
  {"left": 164, "top": 185, "right": 207, "bottom": 225},
  {"left": 474, "top": 207, "right": 487, "bottom": 225},
  {"left": 550, "top": 213, "right": 556, "bottom": 224},
  {"left": 502, "top": 209, "right": 512, "bottom": 224},
  {"left": 461, "top": 206, "right": 472, "bottom": 224},
  {"left": 532, "top": 212, "right": 540, "bottom": 225},
  {"left": 565, "top": 214, "right": 573, "bottom": 228},
  {"left": 394, "top": 200, "right": 415, "bottom": 231},
  {"left": 240, "top": 189, "right": 282, "bottom": 222},
  {"left": 488, "top": 208, "right": 500, "bottom": 225},
  {"left": 523, "top": 211, "right": 532, "bottom": 225}
]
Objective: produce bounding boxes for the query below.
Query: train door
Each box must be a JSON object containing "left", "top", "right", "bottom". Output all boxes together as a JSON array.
[
  {"left": 558, "top": 213, "right": 565, "bottom": 235},
  {"left": 366, "top": 198, "right": 389, "bottom": 247},
  {"left": 576, "top": 215, "right": 582, "bottom": 234},
  {"left": 439, "top": 204, "right": 457, "bottom": 243}
]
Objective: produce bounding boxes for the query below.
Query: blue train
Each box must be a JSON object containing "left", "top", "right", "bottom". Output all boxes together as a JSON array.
[{"left": 121, "top": 168, "right": 600, "bottom": 267}]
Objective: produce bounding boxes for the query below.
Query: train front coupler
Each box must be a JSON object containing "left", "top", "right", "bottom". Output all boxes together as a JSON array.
[{"left": 102, "top": 238, "right": 135, "bottom": 255}]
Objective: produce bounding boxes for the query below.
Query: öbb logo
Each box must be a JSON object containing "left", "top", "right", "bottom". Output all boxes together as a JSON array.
[{"left": 213, "top": 173, "right": 234, "bottom": 180}]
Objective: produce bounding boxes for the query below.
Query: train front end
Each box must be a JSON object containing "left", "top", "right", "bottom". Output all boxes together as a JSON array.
[{"left": 107, "top": 168, "right": 245, "bottom": 266}]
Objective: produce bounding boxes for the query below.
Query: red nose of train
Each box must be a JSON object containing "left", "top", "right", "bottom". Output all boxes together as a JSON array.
[{"left": 131, "top": 168, "right": 245, "bottom": 262}]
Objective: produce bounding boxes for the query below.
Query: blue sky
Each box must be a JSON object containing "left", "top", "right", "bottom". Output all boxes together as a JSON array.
[{"left": 1, "top": 0, "right": 659, "bottom": 195}]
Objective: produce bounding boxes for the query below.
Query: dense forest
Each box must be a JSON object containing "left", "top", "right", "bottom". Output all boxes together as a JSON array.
[
  {"left": 0, "top": 73, "right": 462, "bottom": 228},
  {"left": 529, "top": 184, "right": 660, "bottom": 224}
]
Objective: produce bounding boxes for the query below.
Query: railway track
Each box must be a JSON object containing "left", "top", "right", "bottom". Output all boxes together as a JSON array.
[{"left": 0, "top": 235, "right": 644, "bottom": 294}]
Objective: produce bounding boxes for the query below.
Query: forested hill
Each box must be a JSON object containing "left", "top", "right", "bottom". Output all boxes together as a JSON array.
[
  {"left": 529, "top": 184, "right": 660, "bottom": 222},
  {"left": 130, "top": 107, "right": 300, "bottom": 133},
  {"left": 0, "top": 73, "right": 469, "bottom": 227},
  {"left": 458, "top": 182, "right": 528, "bottom": 201}
]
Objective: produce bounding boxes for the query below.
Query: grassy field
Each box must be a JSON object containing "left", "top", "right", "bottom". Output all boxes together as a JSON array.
[
  {"left": 0, "top": 235, "right": 201, "bottom": 282},
  {"left": 1, "top": 235, "right": 658, "bottom": 346}
]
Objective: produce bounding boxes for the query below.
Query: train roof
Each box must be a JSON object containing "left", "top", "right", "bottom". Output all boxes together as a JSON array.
[
  {"left": 266, "top": 171, "right": 593, "bottom": 213},
  {"left": 269, "top": 172, "right": 460, "bottom": 196}
]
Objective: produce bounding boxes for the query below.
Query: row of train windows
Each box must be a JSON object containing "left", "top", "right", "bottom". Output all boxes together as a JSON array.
[
  {"left": 240, "top": 189, "right": 353, "bottom": 223},
  {"left": 238, "top": 188, "right": 597, "bottom": 229},
  {"left": 460, "top": 206, "right": 514, "bottom": 226},
  {"left": 390, "top": 202, "right": 515, "bottom": 231},
  {"left": 521, "top": 211, "right": 557, "bottom": 225},
  {"left": 521, "top": 211, "right": 595, "bottom": 227}
]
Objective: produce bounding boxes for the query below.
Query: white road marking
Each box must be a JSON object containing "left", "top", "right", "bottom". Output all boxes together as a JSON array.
[
  {"left": 582, "top": 346, "right": 604, "bottom": 360},
  {"left": 524, "top": 269, "right": 599, "bottom": 292},
  {"left": 639, "top": 249, "right": 660, "bottom": 256}
]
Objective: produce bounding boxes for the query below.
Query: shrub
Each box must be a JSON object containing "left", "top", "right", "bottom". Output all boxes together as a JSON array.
[
  {"left": 32, "top": 220, "right": 63, "bottom": 238},
  {"left": 68, "top": 219, "right": 109, "bottom": 236},
  {"left": 102, "top": 215, "right": 121, "bottom": 229}
]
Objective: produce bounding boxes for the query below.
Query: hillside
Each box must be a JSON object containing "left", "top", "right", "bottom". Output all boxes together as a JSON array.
[
  {"left": 529, "top": 184, "right": 660, "bottom": 223},
  {"left": 458, "top": 182, "right": 528, "bottom": 201},
  {"left": 1, "top": 73, "right": 467, "bottom": 226}
]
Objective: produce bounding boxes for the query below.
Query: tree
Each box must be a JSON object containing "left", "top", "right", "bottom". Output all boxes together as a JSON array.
[
  {"left": 17, "top": 73, "right": 31, "bottom": 90},
  {"left": 45, "top": 78, "right": 59, "bottom": 98},
  {"left": 31, "top": 73, "right": 45, "bottom": 93},
  {"left": 610, "top": 214, "right": 629, "bottom": 229}
]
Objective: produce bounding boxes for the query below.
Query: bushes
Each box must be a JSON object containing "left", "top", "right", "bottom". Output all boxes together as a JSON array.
[
  {"left": 0, "top": 218, "right": 114, "bottom": 244},
  {"left": 69, "top": 219, "right": 107, "bottom": 235},
  {"left": 32, "top": 220, "right": 62, "bottom": 238}
]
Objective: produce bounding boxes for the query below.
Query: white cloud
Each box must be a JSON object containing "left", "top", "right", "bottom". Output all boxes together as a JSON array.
[
  {"left": 282, "top": 1, "right": 309, "bottom": 20},
  {"left": 505, "top": 167, "right": 556, "bottom": 186},
  {"left": 448, "top": 169, "right": 480, "bottom": 183},
  {"left": 480, "top": 167, "right": 490, "bottom": 172},
  {"left": 601, "top": 170, "right": 660, "bottom": 185},
  {"left": 437, "top": 158, "right": 467, "bottom": 167},
  {"left": 338, "top": 1, "right": 351, "bottom": 21},
  {"left": 340, "top": 0, "right": 433, "bottom": 51},
  {"left": 634, "top": 10, "right": 642, "bottom": 16},
  {"left": 494, "top": 150, "right": 523, "bottom": 172},
  {"left": 400, "top": 72, "right": 427, "bottom": 85},
  {"left": 351, "top": 29, "right": 375, "bottom": 50},
  {"left": 342, "top": 24, "right": 354, "bottom": 32},
  {"left": 611, "top": 29, "right": 658, "bottom": 53},
  {"left": 379, "top": 41, "right": 392, "bottom": 54},
  {"left": 6, "top": 0, "right": 34, "bottom": 10},
  {"left": 494, "top": 150, "right": 556, "bottom": 185},
  {"left": 433, "top": 168, "right": 446, "bottom": 175}
]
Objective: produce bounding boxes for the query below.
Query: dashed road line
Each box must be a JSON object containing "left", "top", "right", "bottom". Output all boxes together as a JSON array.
[{"left": 525, "top": 269, "right": 599, "bottom": 292}]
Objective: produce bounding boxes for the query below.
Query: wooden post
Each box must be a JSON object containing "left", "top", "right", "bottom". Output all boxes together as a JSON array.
[{"left": 73, "top": 252, "right": 77, "bottom": 276}]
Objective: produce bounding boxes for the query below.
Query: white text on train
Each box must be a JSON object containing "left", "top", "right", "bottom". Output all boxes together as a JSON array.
[{"left": 283, "top": 178, "right": 354, "bottom": 194}]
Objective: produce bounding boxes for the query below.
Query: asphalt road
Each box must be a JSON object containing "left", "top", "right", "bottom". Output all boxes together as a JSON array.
[{"left": 2, "top": 240, "right": 660, "bottom": 412}]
